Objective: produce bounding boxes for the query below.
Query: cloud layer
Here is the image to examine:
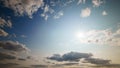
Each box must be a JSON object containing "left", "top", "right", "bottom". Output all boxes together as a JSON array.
[{"left": 47, "top": 52, "right": 92, "bottom": 62}]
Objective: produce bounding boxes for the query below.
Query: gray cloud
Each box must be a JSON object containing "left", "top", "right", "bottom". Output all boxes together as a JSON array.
[
  {"left": 47, "top": 52, "right": 93, "bottom": 62},
  {"left": 91, "top": 64, "right": 120, "bottom": 68},
  {"left": 18, "top": 58, "right": 26, "bottom": 61},
  {"left": 0, "top": 52, "right": 16, "bottom": 60},
  {"left": 83, "top": 58, "right": 111, "bottom": 65},
  {"left": 0, "top": 63, "right": 19, "bottom": 68},
  {"left": 31, "top": 64, "right": 47, "bottom": 68},
  {"left": 60, "top": 62, "right": 79, "bottom": 66},
  {"left": 0, "top": 17, "right": 12, "bottom": 28},
  {"left": 0, "top": 29, "right": 8, "bottom": 37},
  {"left": 0, "top": 41, "right": 30, "bottom": 53}
]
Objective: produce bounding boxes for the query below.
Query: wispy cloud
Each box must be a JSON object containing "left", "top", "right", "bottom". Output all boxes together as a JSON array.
[
  {"left": 54, "top": 11, "right": 64, "bottom": 19},
  {"left": 75, "top": 28, "right": 120, "bottom": 46},
  {"left": 77, "top": 0, "right": 86, "bottom": 5},
  {"left": 92, "top": 0, "right": 104, "bottom": 7},
  {"left": 80, "top": 8, "right": 91, "bottom": 18}
]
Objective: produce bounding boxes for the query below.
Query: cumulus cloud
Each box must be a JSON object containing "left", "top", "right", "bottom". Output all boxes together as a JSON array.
[
  {"left": 80, "top": 8, "right": 91, "bottom": 18},
  {"left": 0, "top": 41, "right": 30, "bottom": 53},
  {"left": 102, "top": 10, "right": 107, "bottom": 16},
  {"left": 46, "top": 52, "right": 120, "bottom": 68},
  {"left": 47, "top": 52, "right": 93, "bottom": 62},
  {"left": 92, "top": 0, "right": 103, "bottom": 7},
  {"left": 2, "top": 0, "right": 44, "bottom": 18},
  {"left": 0, "top": 29, "right": 8, "bottom": 37},
  {"left": 83, "top": 58, "right": 111, "bottom": 65}
]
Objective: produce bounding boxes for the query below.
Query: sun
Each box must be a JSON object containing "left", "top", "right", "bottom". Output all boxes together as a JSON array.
[{"left": 75, "top": 32, "right": 86, "bottom": 39}]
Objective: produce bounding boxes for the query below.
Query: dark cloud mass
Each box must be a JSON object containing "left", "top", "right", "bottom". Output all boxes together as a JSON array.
[
  {"left": 0, "top": 63, "right": 19, "bottom": 68},
  {"left": 47, "top": 52, "right": 93, "bottom": 62},
  {"left": 0, "top": 52, "right": 16, "bottom": 60}
]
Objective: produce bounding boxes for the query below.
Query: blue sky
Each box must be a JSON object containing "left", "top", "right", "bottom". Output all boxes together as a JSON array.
[{"left": 0, "top": 0, "right": 120, "bottom": 68}]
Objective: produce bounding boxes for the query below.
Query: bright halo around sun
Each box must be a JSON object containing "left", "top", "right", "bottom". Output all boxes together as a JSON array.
[{"left": 75, "top": 32, "right": 86, "bottom": 39}]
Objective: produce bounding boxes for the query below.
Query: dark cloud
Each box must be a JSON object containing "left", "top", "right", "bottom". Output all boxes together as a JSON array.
[
  {"left": 91, "top": 64, "right": 120, "bottom": 68},
  {"left": 60, "top": 62, "right": 79, "bottom": 66},
  {"left": 47, "top": 52, "right": 93, "bottom": 62},
  {"left": 83, "top": 58, "right": 111, "bottom": 65},
  {"left": 0, "top": 41, "right": 30, "bottom": 52},
  {"left": 0, "top": 52, "right": 16, "bottom": 60},
  {"left": 18, "top": 58, "right": 26, "bottom": 61},
  {"left": 0, "top": 63, "right": 19, "bottom": 68},
  {"left": 31, "top": 64, "right": 47, "bottom": 68}
]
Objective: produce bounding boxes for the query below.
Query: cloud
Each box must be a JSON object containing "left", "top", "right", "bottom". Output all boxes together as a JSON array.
[
  {"left": 92, "top": 0, "right": 103, "bottom": 7},
  {"left": 0, "top": 29, "right": 8, "bottom": 37},
  {"left": 54, "top": 11, "right": 64, "bottom": 19},
  {"left": 0, "top": 17, "right": 12, "bottom": 28},
  {"left": 75, "top": 28, "right": 120, "bottom": 46},
  {"left": 0, "top": 41, "right": 30, "bottom": 53},
  {"left": 102, "top": 10, "right": 107, "bottom": 16},
  {"left": 2, "top": 0, "right": 44, "bottom": 18},
  {"left": 31, "top": 64, "right": 47, "bottom": 68},
  {"left": 80, "top": 8, "right": 91, "bottom": 18},
  {"left": 83, "top": 58, "right": 111, "bottom": 65},
  {"left": 40, "top": 4, "right": 54, "bottom": 20},
  {"left": 18, "top": 58, "right": 26, "bottom": 61},
  {"left": 0, "top": 52, "right": 16, "bottom": 60},
  {"left": 0, "top": 63, "right": 19, "bottom": 68},
  {"left": 60, "top": 62, "right": 79, "bottom": 66},
  {"left": 77, "top": 0, "right": 86, "bottom": 5},
  {"left": 91, "top": 64, "right": 120, "bottom": 68},
  {"left": 47, "top": 52, "right": 93, "bottom": 62}
]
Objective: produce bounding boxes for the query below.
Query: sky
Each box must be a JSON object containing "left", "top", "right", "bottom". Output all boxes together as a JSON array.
[{"left": 0, "top": 0, "right": 120, "bottom": 68}]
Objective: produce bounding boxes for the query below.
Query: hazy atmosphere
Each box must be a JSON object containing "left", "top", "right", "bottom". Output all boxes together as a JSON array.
[{"left": 0, "top": 0, "right": 120, "bottom": 68}]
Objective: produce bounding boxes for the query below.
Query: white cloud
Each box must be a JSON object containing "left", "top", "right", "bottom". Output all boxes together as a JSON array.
[
  {"left": 54, "top": 11, "right": 64, "bottom": 19},
  {"left": 41, "top": 5, "right": 55, "bottom": 20},
  {"left": 2, "top": 0, "right": 44, "bottom": 18},
  {"left": 77, "top": 0, "right": 86, "bottom": 5},
  {"left": 75, "top": 28, "right": 120, "bottom": 46},
  {"left": 92, "top": 0, "right": 103, "bottom": 7},
  {"left": 102, "top": 11, "right": 107, "bottom": 16},
  {"left": 80, "top": 8, "right": 91, "bottom": 18}
]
